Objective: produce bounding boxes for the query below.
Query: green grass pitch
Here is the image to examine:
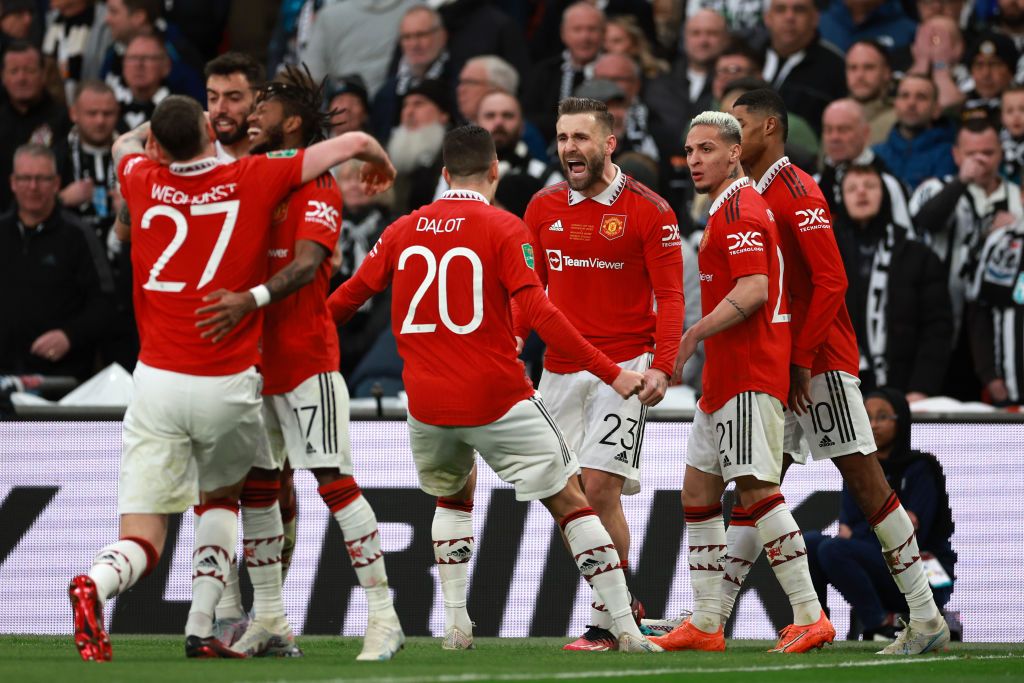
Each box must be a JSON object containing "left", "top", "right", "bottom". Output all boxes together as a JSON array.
[{"left": 3, "top": 636, "right": 1022, "bottom": 683}]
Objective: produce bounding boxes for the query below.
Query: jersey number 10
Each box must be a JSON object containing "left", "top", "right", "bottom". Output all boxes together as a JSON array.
[{"left": 398, "top": 246, "right": 484, "bottom": 335}]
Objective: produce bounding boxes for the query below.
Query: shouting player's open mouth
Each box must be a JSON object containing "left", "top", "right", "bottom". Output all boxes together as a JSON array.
[{"left": 564, "top": 157, "right": 589, "bottom": 182}]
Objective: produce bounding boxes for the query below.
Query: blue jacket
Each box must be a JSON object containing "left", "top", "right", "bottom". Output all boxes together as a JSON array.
[
  {"left": 819, "top": 0, "right": 918, "bottom": 52},
  {"left": 873, "top": 125, "right": 958, "bottom": 191}
]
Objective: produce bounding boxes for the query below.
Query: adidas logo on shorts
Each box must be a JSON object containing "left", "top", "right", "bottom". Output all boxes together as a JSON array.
[
  {"left": 305, "top": 442, "right": 316, "bottom": 454},
  {"left": 614, "top": 451, "right": 628, "bottom": 463},
  {"left": 818, "top": 434, "right": 835, "bottom": 448},
  {"left": 723, "top": 455, "right": 732, "bottom": 467}
]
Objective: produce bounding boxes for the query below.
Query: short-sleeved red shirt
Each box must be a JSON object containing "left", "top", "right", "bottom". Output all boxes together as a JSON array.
[
  {"left": 755, "top": 157, "right": 859, "bottom": 376},
  {"left": 261, "top": 173, "right": 343, "bottom": 394},
  {"left": 698, "top": 177, "right": 790, "bottom": 412},
  {"left": 118, "top": 150, "right": 304, "bottom": 376},
  {"left": 523, "top": 167, "right": 684, "bottom": 377},
  {"left": 331, "top": 190, "right": 540, "bottom": 426}
]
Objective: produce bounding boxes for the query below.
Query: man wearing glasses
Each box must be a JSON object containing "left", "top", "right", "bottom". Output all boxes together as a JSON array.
[{"left": 0, "top": 144, "right": 112, "bottom": 383}]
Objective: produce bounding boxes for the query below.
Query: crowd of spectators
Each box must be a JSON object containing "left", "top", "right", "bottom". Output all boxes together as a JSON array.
[{"left": 4, "top": 0, "right": 1024, "bottom": 409}]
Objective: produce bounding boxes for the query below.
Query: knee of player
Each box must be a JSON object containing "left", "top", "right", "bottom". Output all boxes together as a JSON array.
[{"left": 580, "top": 469, "right": 625, "bottom": 505}]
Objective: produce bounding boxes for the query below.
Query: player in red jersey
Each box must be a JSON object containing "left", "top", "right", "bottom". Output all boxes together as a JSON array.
[
  {"left": 195, "top": 67, "right": 404, "bottom": 661},
  {"left": 67, "top": 94, "right": 395, "bottom": 661},
  {"left": 729, "top": 89, "right": 949, "bottom": 654},
  {"left": 521, "top": 97, "right": 684, "bottom": 651},
  {"left": 327, "top": 125, "right": 662, "bottom": 653},
  {"left": 651, "top": 111, "right": 834, "bottom": 654}
]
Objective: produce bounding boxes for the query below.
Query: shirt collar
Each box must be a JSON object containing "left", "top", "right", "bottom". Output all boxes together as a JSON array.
[
  {"left": 440, "top": 189, "right": 489, "bottom": 203},
  {"left": 568, "top": 164, "right": 625, "bottom": 206},
  {"left": 169, "top": 157, "right": 223, "bottom": 176},
  {"left": 709, "top": 176, "right": 750, "bottom": 216},
  {"left": 754, "top": 156, "right": 791, "bottom": 194}
]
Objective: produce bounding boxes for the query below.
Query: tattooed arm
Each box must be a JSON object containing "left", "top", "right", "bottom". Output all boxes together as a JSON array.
[
  {"left": 111, "top": 122, "right": 151, "bottom": 168},
  {"left": 194, "top": 240, "right": 331, "bottom": 342}
]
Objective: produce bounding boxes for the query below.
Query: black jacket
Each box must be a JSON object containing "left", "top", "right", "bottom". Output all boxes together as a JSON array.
[
  {"left": 0, "top": 207, "right": 113, "bottom": 382},
  {"left": 767, "top": 38, "right": 847, "bottom": 137},
  {"left": 523, "top": 53, "right": 589, "bottom": 143},
  {"left": 834, "top": 203, "right": 953, "bottom": 395},
  {"left": 0, "top": 94, "right": 71, "bottom": 211}
]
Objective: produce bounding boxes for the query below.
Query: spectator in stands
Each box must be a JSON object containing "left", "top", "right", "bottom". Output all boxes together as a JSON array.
[
  {"left": 0, "top": 42, "right": 71, "bottom": 212},
  {"left": 962, "top": 32, "right": 1019, "bottom": 120},
  {"left": 710, "top": 37, "right": 763, "bottom": 103},
  {"left": 819, "top": 98, "right": 914, "bottom": 232},
  {"left": 373, "top": 4, "right": 455, "bottom": 142},
  {"left": 42, "top": 0, "right": 111, "bottom": 103},
  {"left": 912, "top": 120, "right": 1020, "bottom": 334},
  {"left": 54, "top": 79, "right": 134, "bottom": 370},
  {"left": 991, "top": 0, "right": 1024, "bottom": 52},
  {"left": 0, "top": 0, "right": 34, "bottom": 50},
  {"left": 203, "top": 51, "right": 261, "bottom": 161},
  {"left": 1000, "top": 85, "right": 1024, "bottom": 184},
  {"left": 677, "top": 8, "right": 727, "bottom": 114},
  {"left": 603, "top": 14, "right": 668, "bottom": 79},
  {"left": 332, "top": 158, "right": 394, "bottom": 382},
  {"left": 328, "top": 75, "right": 371, "bottom": 137},
  {"left": 967, "top": 214, "right": 1024, "bottom": 406},
  {"left": 762, "top": 0, "right": 847, "bottom": 136},
  {"left": 911, "top": 120, "right": 1019, "bottom": 400},
  {"left": 101, "top": 0, "right": 204, "bottom": 104},
  {"left": 846, "top": 40, "right": 897, "bottom": 146},
  {"left": 301, "top": 0, "right": 415, "bottom": 99},
  {"left": 436, "top": 0, "right": 530, "bottom": 86},
  {"left": 477, "top": 90, "right": 562, "bottom": 214},
  {"left": 524, "top": 1, "right": 604, "bottom": 141},
  {"left": 57, "top": 80, "right": 118, "bottom": 237},
  {"left": 818, "top": 0, "right": 918, "bottom": 53},
  {"left": 0, "top": 144, "right": 112, "bottom": 382},
  {"left": 903, "top": 16, "right": 967, "bottom": 111},
  {"left": 387, "top": 79, "right": 451, "bottom": 213},
  {"left": 592, "top": 53, "right": 662, "bottom": 161},
  {"left": 805, "top": 388, "right": 956, "bottom": 640},
  {"left": 685, "top": 0, "right": 765, "bottom": 44},
  {"left": 456, "top": 55, "right": 518, "bottom": 125},
  {"left": 834, "top": 164, "right": 952, "bottom": 398},
  {"left": 873, "top": 73, "right": 957, "bottom": 191},
  {"left": 116, "top": 33, "right": 169, "bottom": 130}
]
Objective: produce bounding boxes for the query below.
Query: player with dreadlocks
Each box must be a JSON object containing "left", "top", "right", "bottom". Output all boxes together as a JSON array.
[{"left": 196, "top": 65, "right": 405, "bottom": 661}]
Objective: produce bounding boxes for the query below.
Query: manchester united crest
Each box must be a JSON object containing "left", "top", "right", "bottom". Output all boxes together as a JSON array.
[
  {"left": 599, "top": 214, "right": 626, "bottom": 241},
  {"left": 699, "top": 228, "right": 710, "bottom": 252}
]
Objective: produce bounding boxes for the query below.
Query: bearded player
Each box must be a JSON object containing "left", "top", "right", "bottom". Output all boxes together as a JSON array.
[
  {"left": 651, "top": 111, "right": 834, "bottom": 654},
  {"left": 725, "top": 88, "right": 949, "bottom": 654},
  {"left": 327, "top": 124, "right": 662, "bottom": 653},
  {"left": 522, "top": 97, "right": 684, "bottom": 651},
  {"left": 67, "top": 95, "right": 395, "bottom": 660},
  {"left": 195, "top": 66, "right": 404, "bottom": 661}
]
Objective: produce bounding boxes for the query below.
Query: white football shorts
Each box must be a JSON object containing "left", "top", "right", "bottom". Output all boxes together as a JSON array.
[
  {"left": 257, "top": 371, "right": 352, "bottom": 472},
  {"left": 407, "top": 394, "right": 578, "bottom": 501},
  {"left": 784, "top": 370, "right": 876, "bottom": 465},
  {"left": 538, "top": 352, "right": 652, "bottom": 495},
  {"left": 118, "top": 361, "right": 269, "bottom": 514},
  {"left": 687, "top": 391, "right": 785, "bottom": 484}
]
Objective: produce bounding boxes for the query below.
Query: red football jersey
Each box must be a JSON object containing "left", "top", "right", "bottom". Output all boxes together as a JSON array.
[
  {"left": 523, "top": 168, "right": 684, "bottom": 377},
  {"left": 755, "top": 157, "right": 860, "bottom": 376},
  {"left": 118, "top": 150, "right": 305, "bottom": 376},
  {"left": 328, "top": 189, "right": 541, "bottom": 426},
  {"left": 262, "top": 173, "right": 343, "bottom": 394},
  {"left": 698, "top": 177, "right": 790, "bottom": 412}
]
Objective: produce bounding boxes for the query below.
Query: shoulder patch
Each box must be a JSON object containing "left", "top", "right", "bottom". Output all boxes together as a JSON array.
[
  {"left": 522, "top": 243, "right": 535, "bottom": 269},
  {"left": 266, "top": 149, "right": 298, "bottom": 158}
]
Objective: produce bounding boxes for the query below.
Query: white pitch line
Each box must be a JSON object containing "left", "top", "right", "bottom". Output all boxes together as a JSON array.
[{"left": 248, "top": 653, "right": 1024, "bottom": 683}]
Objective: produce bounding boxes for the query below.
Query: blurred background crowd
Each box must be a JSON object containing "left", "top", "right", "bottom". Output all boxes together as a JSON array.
[{"left": 3, "top": 0, "right": 1024, "bottom": 409}]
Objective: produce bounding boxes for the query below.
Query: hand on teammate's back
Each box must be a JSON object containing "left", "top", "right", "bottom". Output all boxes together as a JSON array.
[
  {"left": 194, "top": 289, "right": 258, "bottom": 342},
  {"left": 637, "top": 368, "right": 668, "bottom": 406},
  {"left": 611, "top": 369, "right": 645, "bottom": 399}
]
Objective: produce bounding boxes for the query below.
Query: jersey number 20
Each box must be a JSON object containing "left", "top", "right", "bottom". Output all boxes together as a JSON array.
[{"left": 398, "top": 246, "right": 484, "bottom": 335}]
